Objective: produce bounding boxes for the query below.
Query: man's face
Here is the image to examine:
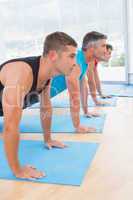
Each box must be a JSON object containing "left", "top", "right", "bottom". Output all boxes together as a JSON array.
[
  {"left": 55, "top": 45, "right": 77, "bottom": 76},
  {"left": 93, "top": 39, "right": 107, "bottom": 60},
  {"left": 103, "top": 48, "right": 112, "bottom": 62}
]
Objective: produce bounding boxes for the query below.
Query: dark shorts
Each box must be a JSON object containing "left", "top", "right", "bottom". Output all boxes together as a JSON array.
[{"left": 0, "top": 92, "right": 40, "bottom": 117}]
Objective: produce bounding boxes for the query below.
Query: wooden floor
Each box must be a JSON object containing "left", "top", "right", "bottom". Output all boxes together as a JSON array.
[{"left": 0, "top": 97, "right": 133, "bottom": 200}]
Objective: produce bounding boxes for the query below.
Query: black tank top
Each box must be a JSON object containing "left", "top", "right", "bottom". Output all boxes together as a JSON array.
[{"left": 0, "top": 56, "right": 51, "bottom": 110}]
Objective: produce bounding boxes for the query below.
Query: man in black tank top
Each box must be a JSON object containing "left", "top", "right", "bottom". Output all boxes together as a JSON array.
[
  {"left": 0, "top": 32, "right": 77, "bottom": 179},
  {"left": 0, "top": 56, "right": 51, "bottom": 112}
]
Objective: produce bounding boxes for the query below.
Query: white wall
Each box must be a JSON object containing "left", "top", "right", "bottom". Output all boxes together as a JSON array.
[
  {"left": 0, "top": 0, "right": 126, "bottom": 83},
  {"left": 126, "top": 0, "right": 133, "bottom": 83}
]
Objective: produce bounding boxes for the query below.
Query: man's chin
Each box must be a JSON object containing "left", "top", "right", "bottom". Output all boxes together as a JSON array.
[{"left": 66, "top": 69, "right": 73, "bottom": 76}]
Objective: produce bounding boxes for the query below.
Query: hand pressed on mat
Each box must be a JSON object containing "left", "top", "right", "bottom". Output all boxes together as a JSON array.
[
  {"left": 100, "top": 94, "right": 112, "bottom": 99},
  {"left": 45, "top": 139, "right": 68, "bottom": 150},
  {"left": 15, "top": 165, "right": 45, "bottom": 180},
  {"left": 95, "top": 99, "right": 110, "bottom": 106},
  {"left": 84, "top": 110, "right": 100, "bottom": 118},
  {"left": 75, "top": 124, "right": 96, "bottom": 133}
]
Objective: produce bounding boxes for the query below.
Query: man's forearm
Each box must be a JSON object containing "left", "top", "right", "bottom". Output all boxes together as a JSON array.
[
  {"left": 94, "top": 69, "right": 102, "bottom": 96},
  {"left": 96, "top": 83, "right": 102, "bottom": 96},
  {"left": 3, "top": 106, "right": 22, "bottom": 175},
  {"left": 80, "top": 78, "right": 88, "bottom": 115},
  {"left": 88, "top": 80, "right": 98, "bottom": 103},
  {"left": 69, "top": 95, "right": 80, "bottom": 128},
  {"left": 3, "top": 128, "right": 20, "bottom": 174},
  {"left": 87, "top": 66, "right": 98, "bottom": 104},
  {"left": 2, "top": 86, "right": 23, "bottom": 175},
  {"left": 66, "top": 77, "right": 81, "bottom": 128},
  {"left": 40, "top": 107, "right": 52, "bottom": 142},
  {"left": 66, "top": 66, "right": 82, "bottom": 129}
]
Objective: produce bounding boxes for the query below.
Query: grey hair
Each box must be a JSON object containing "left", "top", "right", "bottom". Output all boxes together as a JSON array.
[{"left": 82, "top": 31, "right": 107, "bottom": 51}]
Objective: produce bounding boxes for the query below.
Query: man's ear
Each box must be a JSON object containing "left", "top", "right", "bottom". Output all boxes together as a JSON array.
[
  {"left": 86, "top": 47, "right": 94, "bottom": 59},
  {"left": 48, "top": 50, "right": 58, "bottom": 61},
  {"left": 89, "top": 47, "right": 94, "bottom": 54}
]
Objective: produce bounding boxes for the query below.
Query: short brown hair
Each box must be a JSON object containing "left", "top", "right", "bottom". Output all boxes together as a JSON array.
[
  {"left": 43, "top": 32, "right": 77, "bottom": 56},
  {"left": 82, "top": 31, "right": 107, "bottom": 51}
]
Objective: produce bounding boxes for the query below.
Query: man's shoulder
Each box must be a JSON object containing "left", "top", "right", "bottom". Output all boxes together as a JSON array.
[{"left": 76, "top": 49, "right": 84, "bottom": 63}]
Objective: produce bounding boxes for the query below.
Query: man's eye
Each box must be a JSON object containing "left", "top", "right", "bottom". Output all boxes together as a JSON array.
[{"left": 70, "top": 55, "right": 75, "bottom": 58}]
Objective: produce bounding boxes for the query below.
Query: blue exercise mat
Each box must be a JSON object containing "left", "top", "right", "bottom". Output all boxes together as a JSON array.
[
  {"left": 102, "top": 83, "right": 133, "bottom": 97},
  {"left": 0, "top": 139, "right": 99, "bottom": 186},
  {"left": 30, "top": 83, "right": 133, "bottom": 109},
  {"left": 51, "top": 92, "right": 117, "bottom": 108},
  {"left": 0, "top": 113, "right": 106, "bottom": 133},
  {"left": 20, "top": 114, "right": 105, "bottom": 133},
  {"left": 29, "top": 90, "right": 117, "bottom": 108},
  {"left": 50, "top": 76, "right": 133, "bottom": 101}
]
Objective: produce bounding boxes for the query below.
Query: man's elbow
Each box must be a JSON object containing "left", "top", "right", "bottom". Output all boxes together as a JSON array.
[
  {"left": 70, "top": 95, "right": 80, "bottom": 108},
  {"left": 40, "top": 103, "right": 52, "bottom": 113}
]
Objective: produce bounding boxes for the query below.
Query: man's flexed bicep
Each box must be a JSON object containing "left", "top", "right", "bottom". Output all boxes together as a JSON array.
[
  {"left": 1, "top": 63, "right": 33, "bottom": 132},
  {"left": 2, "top": 85, "right": 24, "bottom": 132}
]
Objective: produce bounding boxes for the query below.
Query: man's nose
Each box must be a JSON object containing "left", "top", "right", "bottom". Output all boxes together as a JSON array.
[
  {"left": 72, "top": 64, "right": 76, "bottom": 68},
  {"left": 73, "top": 58, "right": 76, "bottom": 65}
]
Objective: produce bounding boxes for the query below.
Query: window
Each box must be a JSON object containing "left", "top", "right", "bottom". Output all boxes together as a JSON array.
[{"left": 0, "top": 0, "right": 126, "bottom": 82}]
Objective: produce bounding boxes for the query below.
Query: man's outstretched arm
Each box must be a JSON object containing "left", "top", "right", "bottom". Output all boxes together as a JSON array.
[
  {"left": 2, "top": 85, "right": 23, "bottom": 175},
  {"left": 3, "top": 86, "right": 44, "bottom": 179},
  {"left": 40, "top": 82, "right": 67, "bottom": 148},
  {"left": 80, "top": 77, "right": 89, "bottom": 115},
  {"left": 94, "top": 67, "right": 112, "bottom": 99},
  {"left": 93, "top": 66, "right": 102, "bottom": 96},
  {"left": 87, "top": 62, "right": 107, "bottom": 105},
  {"left": 2, "top": 64, "right": 44, "bottom": 179},
  {"left": 66, "top": 66, "right": 96, "bottom": 132},
  {"left": 87, "top": 61, "right": 98, "bottom": 104},
  {"left": 80, "top": 76, "right": 99, "bottom": 117}
]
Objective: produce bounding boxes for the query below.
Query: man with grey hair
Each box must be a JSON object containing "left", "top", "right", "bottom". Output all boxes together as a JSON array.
[
  {"left": 66, "top": 31, "right": 108, "bottom": 118},
  {"left": 86, "top": 43, "right": 113, "bottom": 101}
]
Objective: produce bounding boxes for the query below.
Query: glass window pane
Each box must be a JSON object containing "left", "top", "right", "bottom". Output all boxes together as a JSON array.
[{"left": 0, "top": 0, "right": 126, "bottom": 81}]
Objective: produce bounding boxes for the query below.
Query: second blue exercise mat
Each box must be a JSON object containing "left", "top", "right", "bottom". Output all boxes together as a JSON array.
[
  {"left": 30, "top": 90, "right": 117, "bottom": 108},
  {"left": 20, "top": 114, "right": 105, "bottom": 133},
  {"left": 0, "top": 114, "right": 105, "bottom": 133},
  {"left": 51, "top": 91, "right": 117, "bottom": 107},
  {"left": 102, "top": 83, "right": 133, "bottom": 97}
]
